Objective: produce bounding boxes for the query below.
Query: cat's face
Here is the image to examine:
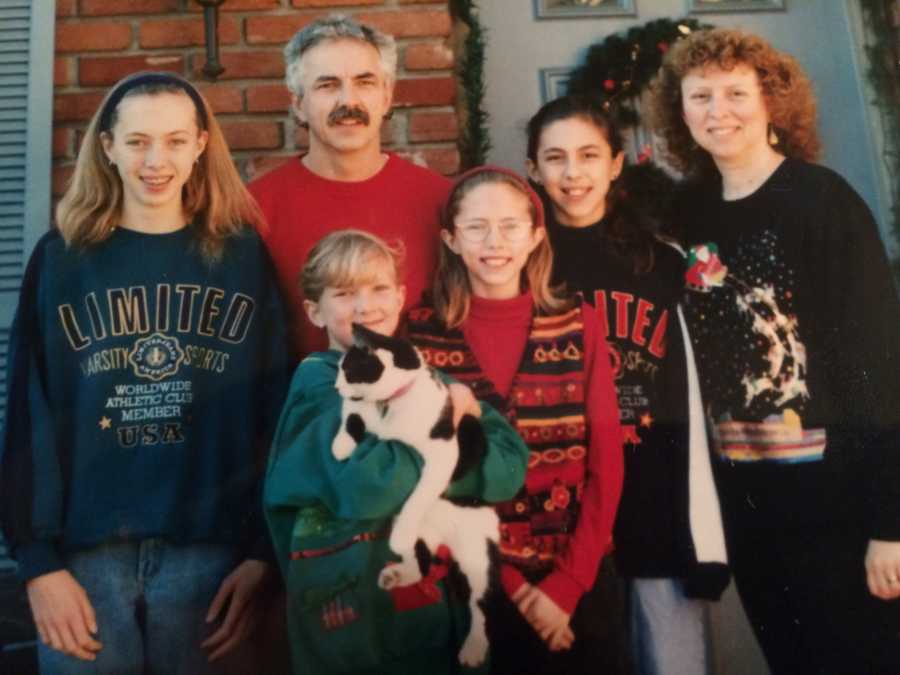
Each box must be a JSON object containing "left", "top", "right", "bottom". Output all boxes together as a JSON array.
[{"left": 335, "top": 323, "right": 423, "bottom": 401}]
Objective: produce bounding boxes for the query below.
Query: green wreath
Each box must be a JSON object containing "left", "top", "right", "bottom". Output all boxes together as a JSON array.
[{"left": 566, "top": 17, "right": 710, "bottom": 127}]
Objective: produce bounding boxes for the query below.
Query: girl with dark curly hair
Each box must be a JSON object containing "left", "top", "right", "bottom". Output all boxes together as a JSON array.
[{"left": 647, "top": 27, "right": 900, "bottom": 674}]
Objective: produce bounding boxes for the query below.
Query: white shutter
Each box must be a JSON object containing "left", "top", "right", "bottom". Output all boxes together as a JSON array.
[
  {"left": 0, "top": 0, "right": 55, "bottom": 569},
  {"left": 0, "top": 0, "right": 53, "bottom": 423}
]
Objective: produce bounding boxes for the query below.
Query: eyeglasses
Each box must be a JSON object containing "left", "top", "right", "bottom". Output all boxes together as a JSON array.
[{"left": 455, "top": 221, "right": 533, "bottom": 243}]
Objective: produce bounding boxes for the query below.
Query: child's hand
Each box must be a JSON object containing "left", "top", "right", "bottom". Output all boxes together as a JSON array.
[
  {"left": 202, "top": 560, "right": 273, "bottom": 661},
  {"left": 26, "top": 569, "right": 102, "bottom": 661},
  {"left": 513, "top": 583, "right": 573, "bottom": 651},
  {"left": 546, "top": 623, "right": 575, "bottom": 652},
  {"left": 448, "top": 382, "right": 481, "bottom": 427}
]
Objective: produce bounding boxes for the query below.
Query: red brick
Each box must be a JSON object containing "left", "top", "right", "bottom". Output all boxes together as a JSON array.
[
  {"left": 244, "top": 155, "right": 294, "bottom": 182},
  {"left": 54, "top": 57, "right": 71, "bottom": 87},
  {"left": 392, "top": 77, "right": 455, "bottom": 107},
  {"left": 54, "top": 91, "right": 107, "bottom": 123},
  {"left": 189, "top": 0, "right": 282, "bottom": 10},
  {"left": 356, "top": 10, "right": 451, "bottom": 38},
  {"left": 416, "top": 146, "right": 459, "bottom": 175},
  {"left": 75, "top": 129, "right": 87, "bottom": 155},
  {"left": 139, "top": 17, "right": 240, "bottom": 49},
  {"left": 79, "top": 55, "right": 184, "bottom": 87},
  {"left": 293, "top": 125, "right": 309, "bottom": 149},
  {"left": 56, "top": 22, "right": 132, "bottom": 53},
  {"left": 404, "top": 42, "right": 453, "bottom": 71},
  {"left": 246, "top": 85, "right": 291, "bottom": 113},
  {"left": 53, "top": 129, "right": 74, "bottom": 160},
  {"left": 193, "top": 51, "right": 285, "bottom": 81},
  {"left": 380, "top": 115, "right": 400, "bottom": 145},
  {"left": 56, "top": 0, "right": 76, "bottom": 18},
  {"left": 222, "top": 122, "right": 283, "bottom": 150},
  {"left": 80, "top": 0, "right": 178, "bottom": 16},
  {"left": 197, "top": 85, "right": 244, "bottom": 114},
  {"left": 246, "top": 14, "right": 324, "bottom": 45},
  {"left": 409, "top": 111, "right": 457, "bottom": 142},
  {"left": 52, "top": 165, "right": 76, "bottom": 198},
  {"left": 292, "top": 0, "right": 383, "bottom": 6}
]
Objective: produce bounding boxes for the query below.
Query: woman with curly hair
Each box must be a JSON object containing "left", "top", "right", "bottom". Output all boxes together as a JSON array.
[{"left": 647, "top": 27, "right": 900, "bottom": 673}]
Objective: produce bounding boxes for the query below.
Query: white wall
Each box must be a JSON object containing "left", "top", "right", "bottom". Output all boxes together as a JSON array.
[{"left": 479, "top": 0, "right": 894, "bottom": 255}]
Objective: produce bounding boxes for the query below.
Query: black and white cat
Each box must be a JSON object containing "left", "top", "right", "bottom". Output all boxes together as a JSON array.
[{"left": 333, "top": 323, "right": 499, "bottom": 667}]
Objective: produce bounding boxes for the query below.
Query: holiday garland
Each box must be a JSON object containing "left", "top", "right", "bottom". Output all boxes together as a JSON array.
[
  {"left": 859, "top": 0, "right": 900, "bottom": 276},
  {"left": 565, "top": 17, "right": 710, "bottom": 127},
  {"left": 450, "top": 0, "right": 491, "bottom": 169}
]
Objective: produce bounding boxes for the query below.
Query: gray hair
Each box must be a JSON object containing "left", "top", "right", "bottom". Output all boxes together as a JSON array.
[{"left": 284, "top": 14, "right": 398, "bottom": 97}]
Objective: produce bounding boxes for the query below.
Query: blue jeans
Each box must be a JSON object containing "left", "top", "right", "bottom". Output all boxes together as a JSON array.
[
  {"left": 628, "top": 578, "right": 710, "bottom": 675},
  {"left": 37, "top": 539, "right": 236, "bottom": 675}
]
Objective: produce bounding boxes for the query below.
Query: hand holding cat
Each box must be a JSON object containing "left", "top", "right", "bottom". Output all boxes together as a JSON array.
[{"left": 448, "top": 382, "right": 481, "bottom": 427}]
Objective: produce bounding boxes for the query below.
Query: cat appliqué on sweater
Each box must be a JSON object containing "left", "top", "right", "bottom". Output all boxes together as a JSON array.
[{"left": 333, "top": 323, "right": 499, "bottom": 667}]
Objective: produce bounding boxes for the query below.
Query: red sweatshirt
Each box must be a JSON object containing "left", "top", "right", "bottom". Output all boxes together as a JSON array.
[
  {"left": 463, "top": 293, "right": 624, "bottom": 614},
  {"left": 248, "top": 154, "right": 450, "bottom": 359}
]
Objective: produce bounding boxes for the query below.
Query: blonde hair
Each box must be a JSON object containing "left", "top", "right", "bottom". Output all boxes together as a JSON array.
[
  {"left": 647, "top": 28, "right": 820, "bottom": 177},
  {"left": 56, "top": 73, "right": 264, "bottom": 261},
  {"left": 433, "top": 168, "right": 569, "bottom": 329},
  {"left": 301, "top": 229, "right": 406, "bottom": 302}
]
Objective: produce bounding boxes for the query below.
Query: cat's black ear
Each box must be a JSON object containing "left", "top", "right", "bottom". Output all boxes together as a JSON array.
[
  {"left": 351, "top": 323, "right": 420, "bottom": 370},
  {"left": 391, "top": 341, "right": 420, "bottom": 370},
  {"left": 352, "top": 323, "right": 379, "bottom": 347}
]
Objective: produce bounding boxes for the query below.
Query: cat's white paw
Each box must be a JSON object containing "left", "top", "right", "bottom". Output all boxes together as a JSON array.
[
  {"left": 458, "top": 631, "right": 488, "bottom": 667},
  {"left": 388, "top": 525, "right": 417, "bottom": 555},
  {"left": 377, "top": 560, "right": 421, "bottom": 590},
  {"left": 332, "top": 433, "right": 354, "bottom": 461}
]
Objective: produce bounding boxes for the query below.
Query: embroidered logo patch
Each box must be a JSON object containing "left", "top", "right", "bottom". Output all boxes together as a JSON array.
[{"left": 129, "top": 333, "right": 185, "bottom": 381}]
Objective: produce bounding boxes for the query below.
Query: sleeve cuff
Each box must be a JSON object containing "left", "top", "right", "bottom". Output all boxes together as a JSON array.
[
  {"left": 500, "top": 563, "right": 526, "bottom": 600},
  {"left": 15, "top": 541, "right": 64, "bottom": 582},
  {"left": 537, "top": 570, "right": 583, "bottom": 616}
]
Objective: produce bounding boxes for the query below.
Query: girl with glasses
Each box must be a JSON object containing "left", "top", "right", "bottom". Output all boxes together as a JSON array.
[{"left": 407, "top": 165, "right": 624, "bottom": 674}]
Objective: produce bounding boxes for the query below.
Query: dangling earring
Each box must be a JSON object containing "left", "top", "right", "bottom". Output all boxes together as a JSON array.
[{"left": 768, "top": 123, "right": 779, "bottom": 146}]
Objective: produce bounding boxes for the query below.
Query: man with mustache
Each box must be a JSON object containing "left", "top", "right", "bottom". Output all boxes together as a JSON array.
[{"left": 250, "top": 15, "right": 451, "bottom": 360}]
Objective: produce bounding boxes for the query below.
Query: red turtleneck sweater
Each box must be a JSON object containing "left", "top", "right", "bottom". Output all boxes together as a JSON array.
[{"left": 462, "top": 293, "right": 624, "bottom": 614}]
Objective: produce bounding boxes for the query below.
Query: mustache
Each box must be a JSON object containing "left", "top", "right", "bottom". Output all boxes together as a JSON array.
[{"left": 328, "top": 105, "right": 370, "bottom": 126}]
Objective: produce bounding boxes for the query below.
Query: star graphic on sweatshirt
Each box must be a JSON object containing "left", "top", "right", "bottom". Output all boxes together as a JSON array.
[
  {"left": 639, "top": 412, "right": 653, "bottom": 428},
  {"left": 99, "top": 416, "right": 112, "bottom": 430}
]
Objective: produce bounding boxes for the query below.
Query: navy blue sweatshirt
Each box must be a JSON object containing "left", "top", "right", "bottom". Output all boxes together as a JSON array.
[{"left": 0, "top": 226, "right": 290, "bottom": 581}]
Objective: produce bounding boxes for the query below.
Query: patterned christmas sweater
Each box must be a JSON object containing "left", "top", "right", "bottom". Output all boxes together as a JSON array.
[
  {"left": 676, "top": 159, "right": 900, "bottom": 537},
  {"left": 408, "top": 294, "right": 623, "bottom": 614}
]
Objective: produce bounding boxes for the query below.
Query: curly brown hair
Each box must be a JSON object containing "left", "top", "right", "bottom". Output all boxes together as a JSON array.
[{"left": 646, "top": 28, "right": 821, "bottom": 177}]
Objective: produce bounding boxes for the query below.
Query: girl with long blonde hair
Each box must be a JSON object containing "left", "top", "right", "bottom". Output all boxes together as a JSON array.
[{"left": 1, "top": 72, "right": 288, "bottom": 674}]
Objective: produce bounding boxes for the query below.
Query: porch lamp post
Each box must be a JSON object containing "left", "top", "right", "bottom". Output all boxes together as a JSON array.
[{"left": 195, "top": 0, "right": 225, "bottom": 80}]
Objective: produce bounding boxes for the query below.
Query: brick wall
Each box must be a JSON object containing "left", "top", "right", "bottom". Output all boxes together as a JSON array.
[{"left": 52, "top": 0, "right": 460, "bottom": 201}]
